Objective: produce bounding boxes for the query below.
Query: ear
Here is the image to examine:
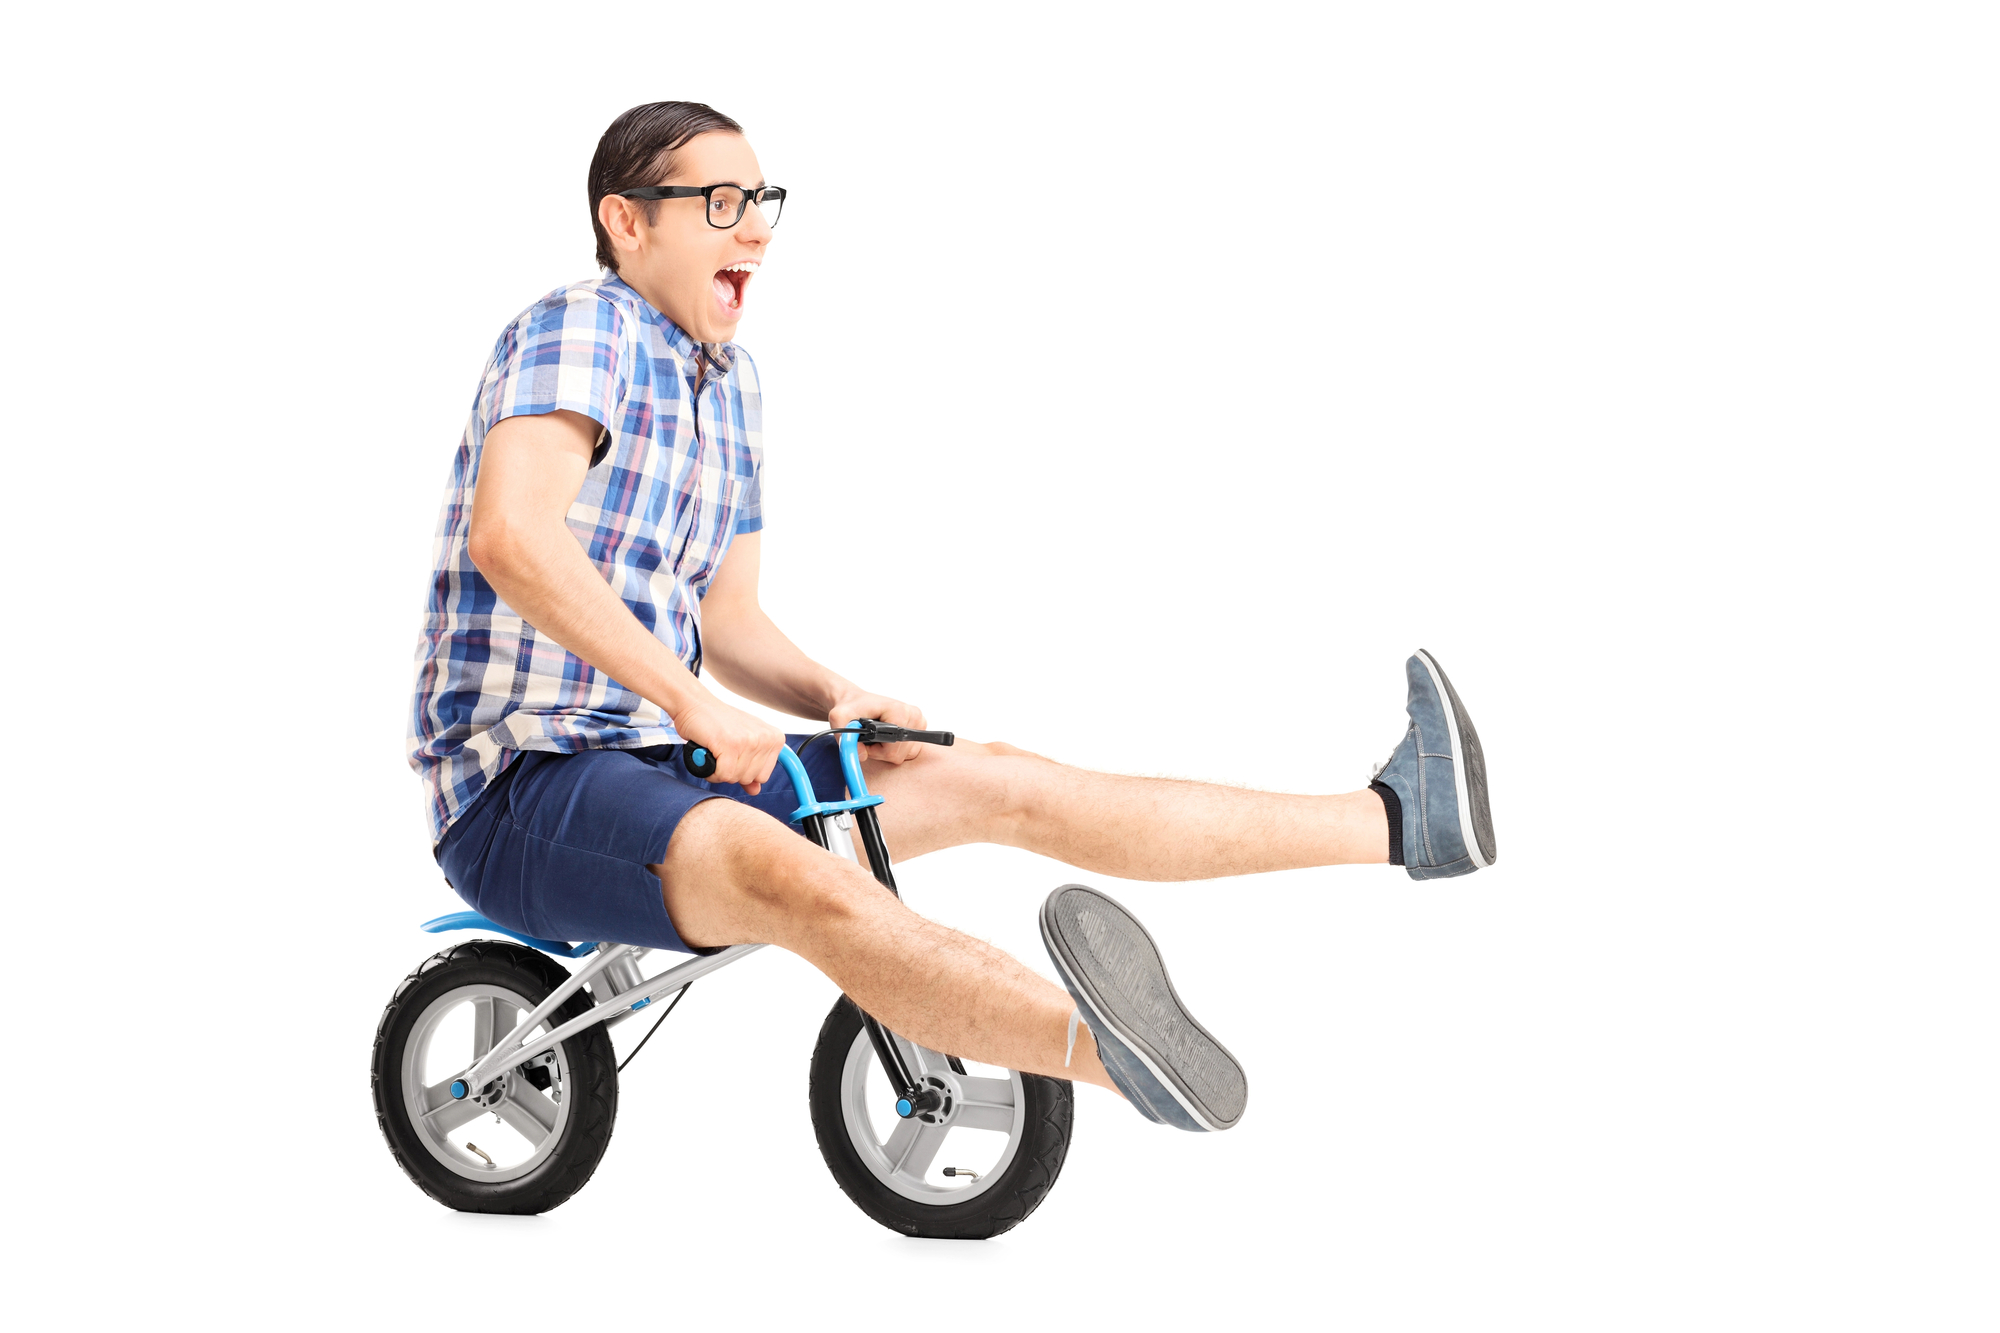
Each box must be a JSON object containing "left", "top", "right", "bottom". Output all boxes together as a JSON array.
[{"left": 598, "top": 193, "right": 648, "bottom": 262}]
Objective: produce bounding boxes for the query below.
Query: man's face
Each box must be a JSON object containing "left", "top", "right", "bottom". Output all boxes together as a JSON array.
[{"left": 605, "top": 131, "right": 772, "bottom": 343}]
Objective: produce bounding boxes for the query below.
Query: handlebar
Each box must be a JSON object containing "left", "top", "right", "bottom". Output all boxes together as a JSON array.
[{"left": 678, "top": 720, "right": 952, "bottom": 783}]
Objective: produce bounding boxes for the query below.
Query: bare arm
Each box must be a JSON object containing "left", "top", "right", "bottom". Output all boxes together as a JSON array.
[
  {"left": 466, "top": 409, "right": 787, "bottom": 791},
  {"left": 699, "top": 533, "right": 848, "bottom": 718},
  {"left": 701, "top": 532, "right": 930, "bottom": 764}
]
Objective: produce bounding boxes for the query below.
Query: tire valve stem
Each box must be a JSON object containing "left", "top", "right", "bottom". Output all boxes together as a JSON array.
[
  {"left": 941, "top": 1167, "right": 980, "bottom": 1180},
  {"left": 465, "top": 1142, "right": 496, "bottom": 1168}
]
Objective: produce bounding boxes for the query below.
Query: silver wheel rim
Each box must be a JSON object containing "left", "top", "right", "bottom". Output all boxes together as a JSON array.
[
  {"left": 401, "top": 983, "right": 573, "bottom": 1184},
  {"left": 838, "top": 1027, "right": 1027, "bottom": 1205}
]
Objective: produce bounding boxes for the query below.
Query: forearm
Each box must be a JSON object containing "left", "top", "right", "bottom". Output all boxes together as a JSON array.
[
  {"left": 470, "top": 520, "right": 711, "bottom": 724},
  {"left": 700, "top": 601, "right": 850, "bottom": 721}
]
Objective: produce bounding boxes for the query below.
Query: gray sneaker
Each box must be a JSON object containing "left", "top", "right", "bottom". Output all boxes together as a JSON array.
[
  {"left": 1039, "top": 884, "right": 1247, "bottom": 1132},
  {"left": 1370, "top": 649, "right": 1497, "bottom": 880}
]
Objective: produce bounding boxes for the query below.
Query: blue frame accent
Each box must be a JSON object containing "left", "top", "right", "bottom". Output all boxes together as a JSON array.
[
  {"left": 419, "top": 911, "right": 599, "bottom": 958},
  {"left": 838, "top": 730, "right": 871, "bottom": 801},
  {"left": 781, "top": 735, "right": 884, "bottom": 824}
]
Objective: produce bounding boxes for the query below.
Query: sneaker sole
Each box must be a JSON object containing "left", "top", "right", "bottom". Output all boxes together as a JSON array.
[
  {"left": 1039, "top": 885, "right": 1247, "bottom": 1131},
  {"left": 1414, "top": 649, "right": 1496, "bottom": 868}
]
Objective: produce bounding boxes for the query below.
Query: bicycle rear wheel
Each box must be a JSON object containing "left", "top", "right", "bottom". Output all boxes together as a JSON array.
[{"left": 371, "top": 939, "right": 618, "bottom": 1214}]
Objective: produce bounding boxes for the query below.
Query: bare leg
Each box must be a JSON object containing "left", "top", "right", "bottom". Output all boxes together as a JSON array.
[
  {"left": 867, "top": 739, "right": 1390, "bottom": 875},
  {"left": 653, "top": 797, "right": 1118, "bottom": 1092}
]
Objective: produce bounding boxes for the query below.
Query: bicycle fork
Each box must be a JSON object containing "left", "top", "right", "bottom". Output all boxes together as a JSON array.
[{"left": 799, "top": 801, "right": 946, "bottom": 1118}]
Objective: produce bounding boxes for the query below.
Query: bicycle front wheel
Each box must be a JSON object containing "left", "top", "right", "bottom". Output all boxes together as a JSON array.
[{"left": 808, "top": 996, "right": 1073, "bottom": 1239}]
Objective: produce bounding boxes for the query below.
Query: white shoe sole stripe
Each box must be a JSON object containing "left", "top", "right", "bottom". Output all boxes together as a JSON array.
[{"left": 1414, "top": 649, "right": 1491, "bottom": 870}]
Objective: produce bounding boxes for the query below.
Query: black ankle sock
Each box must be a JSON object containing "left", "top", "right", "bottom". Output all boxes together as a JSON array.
[{"left": 1369, "top": 781, "right": 1405, "bottom": 866}]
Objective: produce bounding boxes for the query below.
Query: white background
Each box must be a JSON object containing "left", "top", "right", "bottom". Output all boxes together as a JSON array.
[{"left": 5, "top": 2, "right": 1994, "bottom": 1328}]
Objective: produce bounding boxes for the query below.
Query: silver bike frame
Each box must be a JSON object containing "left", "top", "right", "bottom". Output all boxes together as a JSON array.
[{"left": 457, "top": 942, "right": 761, "bottom": 1090}]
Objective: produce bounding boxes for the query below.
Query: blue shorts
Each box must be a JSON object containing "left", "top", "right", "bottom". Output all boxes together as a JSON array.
[{"left": 434, "top": 739, "right": 847, "bottom": 955}]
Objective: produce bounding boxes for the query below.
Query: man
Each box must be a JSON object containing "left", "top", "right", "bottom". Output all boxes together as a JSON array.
[{"left": 411, "top": 101, "right": 1496, "bottom": 1133}]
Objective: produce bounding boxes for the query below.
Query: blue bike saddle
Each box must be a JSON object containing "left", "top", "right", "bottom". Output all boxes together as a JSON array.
[{"left": 420, "top": 911, "right": 599, "bottom": 959}]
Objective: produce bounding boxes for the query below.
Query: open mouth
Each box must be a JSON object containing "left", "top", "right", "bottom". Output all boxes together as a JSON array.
[{"left": 712, "top": 261, "right": 757, "bottom": 317}]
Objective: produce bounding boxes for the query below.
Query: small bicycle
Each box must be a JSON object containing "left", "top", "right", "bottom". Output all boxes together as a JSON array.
[{"left": 370, "top": 721, "right": 1074, "bottom": 1238}]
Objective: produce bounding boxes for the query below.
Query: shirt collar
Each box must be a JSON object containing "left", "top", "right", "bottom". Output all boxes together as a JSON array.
[{"left": 599, "top": 270, "right": 735, "bottom": 389}]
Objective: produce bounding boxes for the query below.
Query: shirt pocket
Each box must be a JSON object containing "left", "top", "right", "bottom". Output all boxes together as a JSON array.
[{"left": 675, "top": 466, "right": 743, "bottom": 587}]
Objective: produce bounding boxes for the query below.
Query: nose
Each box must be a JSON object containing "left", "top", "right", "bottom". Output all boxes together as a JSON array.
[{"left": 736, "top": 202, "right": 774, "bottom": 247}]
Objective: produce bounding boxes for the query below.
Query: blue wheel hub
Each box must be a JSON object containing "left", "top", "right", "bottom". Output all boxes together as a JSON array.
[{"left": 893, "top": 1081, "right": 949, "bottom": 1121}]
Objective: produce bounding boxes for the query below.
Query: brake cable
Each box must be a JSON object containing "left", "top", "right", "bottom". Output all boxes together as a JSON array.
[{"left": 617, "top": 983, "right": 693, "bottom": 1073}]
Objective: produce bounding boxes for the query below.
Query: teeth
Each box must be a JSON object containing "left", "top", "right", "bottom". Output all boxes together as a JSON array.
[{"left": 722, "top": 262, "right": 760, "bottom": 273}]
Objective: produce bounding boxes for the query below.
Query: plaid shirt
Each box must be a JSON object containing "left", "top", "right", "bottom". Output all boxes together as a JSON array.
[{"left": 410, "top": 273, "right": 764, "bottom": 842}]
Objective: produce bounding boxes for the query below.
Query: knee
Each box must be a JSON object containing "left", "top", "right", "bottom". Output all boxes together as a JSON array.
[
  {"left": 734, "top": 832, "right": 878, "bottom": 925},
  {"left": 979, "top": 738, "right": 1046, "bottom": 762},
  {"left": 952, "top": 738, "right": 1056, "bottom": 836},
  {"left": 660, "top": 802, "right": 873, "bottom": 946}
]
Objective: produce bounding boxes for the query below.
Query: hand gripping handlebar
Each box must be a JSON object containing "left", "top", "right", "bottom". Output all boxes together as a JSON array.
[{"left": 678, "top": 720, "right": 953, "bottom": 782}]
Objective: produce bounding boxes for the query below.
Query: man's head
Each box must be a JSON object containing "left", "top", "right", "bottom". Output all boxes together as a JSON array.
[{"left": 589, "top": 102, "right": 776, "bottom": 344}]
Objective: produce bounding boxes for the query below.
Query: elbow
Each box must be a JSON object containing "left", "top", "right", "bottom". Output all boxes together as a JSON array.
[{"left": 466, "top": 519, "right": 523, "bottom": 583}]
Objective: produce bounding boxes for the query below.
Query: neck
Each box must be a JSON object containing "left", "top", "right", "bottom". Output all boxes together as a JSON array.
[{"left": 611, "top": 266, "right": 691, "bottom": 336}]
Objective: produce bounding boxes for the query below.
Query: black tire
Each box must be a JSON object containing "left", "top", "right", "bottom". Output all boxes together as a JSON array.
[
  {"left": 371, "top": 939, "right": 618, "bottom": 1215},
  {"left": 808, "top": 996, "right": 1073, "bottom": 1239}
]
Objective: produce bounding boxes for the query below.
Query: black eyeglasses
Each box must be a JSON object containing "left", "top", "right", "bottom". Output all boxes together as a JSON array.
[{"left": 617, "top": 183, "right": 786, "bottom": 230}]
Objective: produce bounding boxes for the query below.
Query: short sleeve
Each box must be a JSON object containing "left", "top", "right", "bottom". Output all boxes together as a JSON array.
[
  {"left": 730, "top": 348, "right": 765, "bottom": 534},
  {"left": 485, "top": 292, "right": 630, "bottom": 462},
  {"left": 734, "top": 456, "right": 764, "bottom": 534}
]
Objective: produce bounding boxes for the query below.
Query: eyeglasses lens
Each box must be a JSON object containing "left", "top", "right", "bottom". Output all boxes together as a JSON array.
[
  {"left": 704, "top": 187, "right": 781, "bottom": 230},
  {"left": 707, "top": 186, "right": 748, "bottom": 228}
]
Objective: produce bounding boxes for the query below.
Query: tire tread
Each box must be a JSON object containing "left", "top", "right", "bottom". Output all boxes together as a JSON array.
[{"left": 370, "top": 939, "right": 617, "bottom": 1215}]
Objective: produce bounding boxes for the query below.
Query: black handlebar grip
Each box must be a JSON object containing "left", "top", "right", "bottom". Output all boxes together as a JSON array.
[
  {"left": 681, "top": 744, "right": 718, "bottom": 779},
  {"left": 855, "top": 721, "right": 955, "bottom": 748}
]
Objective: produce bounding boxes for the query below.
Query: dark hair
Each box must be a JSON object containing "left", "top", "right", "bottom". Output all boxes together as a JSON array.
[{"left": 587, "top": 101, "right": 744, "bottom": 272}]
